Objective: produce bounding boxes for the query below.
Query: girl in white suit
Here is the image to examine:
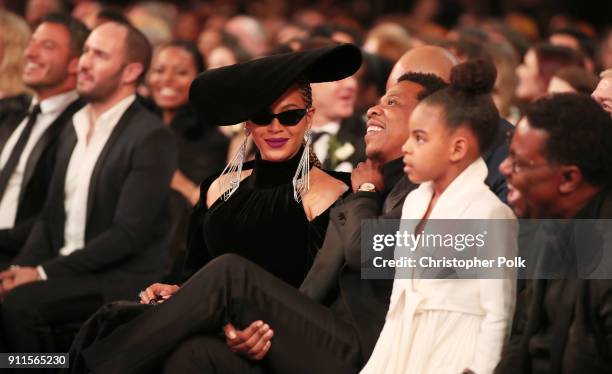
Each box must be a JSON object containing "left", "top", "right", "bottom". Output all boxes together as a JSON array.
[{"left": 361, "top": 60, "right": 516, "bottom": 374}]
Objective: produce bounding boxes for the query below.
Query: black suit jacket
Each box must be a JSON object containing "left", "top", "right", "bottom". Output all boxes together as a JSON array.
[
  {"left": 0, "top": 97, "right": 85, "bottom": 255},
  {"left": 495, "top": 187, "right": 612, "bottom": 374},
  {"left": 484, "top": 118, "right": 513, "bottom": 203},
  {"left": 14, "top": 100, "right": 177, "bottom": 300},
  {"left": 300, "top": 170, "right": 415, "bottom": 365},
  {"left": 0, "top": 94, "right": 31, "bottom": 150}
]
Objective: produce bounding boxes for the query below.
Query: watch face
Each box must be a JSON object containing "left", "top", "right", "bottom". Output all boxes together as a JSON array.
[{"left": 359, "top": 182, "right": 376, "bottom": 192}]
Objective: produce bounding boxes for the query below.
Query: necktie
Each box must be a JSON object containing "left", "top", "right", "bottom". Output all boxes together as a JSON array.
[{"left": 0, "top": 104, "right": 41, "bottom": 198}]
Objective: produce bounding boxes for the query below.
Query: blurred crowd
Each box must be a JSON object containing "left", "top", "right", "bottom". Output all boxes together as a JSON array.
[
  {"left": 0, "top": 0, "right": 612, "bottom": 373},
  {"left": 3, "top": 1, "right": 612, "bottom": 129}
]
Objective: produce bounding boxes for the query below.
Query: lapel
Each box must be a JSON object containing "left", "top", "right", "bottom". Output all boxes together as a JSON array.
[
  {"left": 409, "top": 158, "right": 489, "bottom": 221},
  {"left": 0, "top": 95, "right": 31, "bottom": 152},
  {"left": 383, "top": 176, "right": 414, "bottom": 215},
  {"left": 0, "top": 120, "right": 21, "bottom": 152},
  {"left": 0, "top": 114, "right": 28, "bottom": 154},
  {"left": 54, "top": 125, "right": 78, "bottom": 200},
  {"left": 18, "top": 98, "right": 84, "bottom": 203},
  {"left": 85, "top": 101, "right": 140, "bottom": 224}
]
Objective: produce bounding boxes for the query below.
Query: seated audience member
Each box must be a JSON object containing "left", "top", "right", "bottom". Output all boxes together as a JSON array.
[
  {"left": 390, "top": 45, "right": 513, "bottom": 203},
  {"left": 387, "top": 45, "right": 458, "bottom": 88},
  {"left": 549, "top": 27, "right": 596, "bottom": 71},
  {"left": 362, "top": 60, "right": 516, "bottom": 374},
  {"left": 177, "top": 44, "right": 360, "bottom": 287},
  {"left": 148, "top": 40, "right": 229, "bottom": 273},
  {"left": 299, "top": 39, "right": 367, "bottom": 172},
  {"left": 0, "top": 11, "right": 31, "bottom": 128},
  {"left": 0, "top": 21, "right": 177, "bottom": 353},
  {"left": 66, "top": 52, "right": 449, "bottom": 374},
  {"left": 515, "top": 43, "right": 584, "bottom": 103},
  {"left": 547, "top": 66, "right": 599, "bottom": 94},
  {"left": 362, "top": 22, "right": 415, "bottom": 63},
  {"left": 495, "top": 93, "right": 612, "bottom": 374},
  {"left": 592, "top": 68, "right": 612, "bottom": 116},
  {"left": 224, "top": 15, "right": 269, "bottom": 57},
  {"left": 597, "top": 28, "right": 612, "bottom": 71},
  {"left": 205, "top": 37, "right": 251, "bottom": 69},
  {"left": 487, "top": 42, "right": 520, "bottom": 125},
  {"left": 0, "top": 14, "right": 87, "bottom": 267}
]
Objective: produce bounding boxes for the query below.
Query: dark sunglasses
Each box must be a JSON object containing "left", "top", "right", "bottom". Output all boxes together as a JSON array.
[{"left": 251, "top": 108, "right": 311, "bottom": 126}]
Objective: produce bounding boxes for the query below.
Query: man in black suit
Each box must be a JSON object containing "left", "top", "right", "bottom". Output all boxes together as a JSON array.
[
  {"left": 495, "top": 94, "right": 612, "bottom": 374},
  {"left": 74, "top": 72, "right": 447, "bottom": 374},
  {"left": 0, "top": 14, "right": 88, "bottom": 267},
  {"left": 0, "top": 21, "right": 177, "bottom": 353}
]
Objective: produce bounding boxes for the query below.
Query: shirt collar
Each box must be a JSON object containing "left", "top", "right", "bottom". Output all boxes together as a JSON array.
[
  {"left": 312, "top": 121, "right": 340, "bottom": 135},
  {"left": 72, "top": 94, "right": 135, "bottom": 140},
  {"left": 33, "top": 90, "right": 79, "bottom": 115},
  {"left": 96, "top": 94, "right": 136, "bottom": 127}
]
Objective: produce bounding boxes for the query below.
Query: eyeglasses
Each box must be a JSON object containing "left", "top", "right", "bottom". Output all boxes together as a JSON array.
[
  {"left": 251, "top": 108, "right": 311, "bottom": 126},
  {"left": 504, "top": 131, "right": 553, "bottom": 173},
  {"left": 505, "top": 153, "right": 553, "bottom": 173}
]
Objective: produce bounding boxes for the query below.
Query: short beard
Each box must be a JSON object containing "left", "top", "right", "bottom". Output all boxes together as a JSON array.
[{"left": 78, "top": 67, "right": 123, "bottom": 103}]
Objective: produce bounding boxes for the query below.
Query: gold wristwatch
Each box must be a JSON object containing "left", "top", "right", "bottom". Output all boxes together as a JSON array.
[{"left": 358, "top": 182, "right": 377, "bottom": 192}]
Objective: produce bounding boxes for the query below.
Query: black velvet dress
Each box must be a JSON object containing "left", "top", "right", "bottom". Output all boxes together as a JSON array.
[
  {"left": 181, "top": 147, "right": 351, "bottom": 287},
  {"left": 66, "top": 150, "right": 350, "bottom": 372}
]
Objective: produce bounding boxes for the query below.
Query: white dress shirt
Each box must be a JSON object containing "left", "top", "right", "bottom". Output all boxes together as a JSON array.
[{"left": 0, "top": 90, "right": 79, "bottom": 229}]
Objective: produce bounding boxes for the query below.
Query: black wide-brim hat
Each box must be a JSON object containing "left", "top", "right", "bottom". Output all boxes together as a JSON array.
[{"left": 189, "top": 43, "right": 362, "bottom": 127}]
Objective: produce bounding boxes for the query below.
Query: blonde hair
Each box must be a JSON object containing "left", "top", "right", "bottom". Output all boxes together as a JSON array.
[
  {"left": 600, "top": 69, "right": 612, "bottom": 79},
  {"left": 0, "top": 11, "right": 31, "bottom": 98}
]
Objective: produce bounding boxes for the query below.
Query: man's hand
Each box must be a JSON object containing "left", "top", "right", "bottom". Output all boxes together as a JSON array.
[
  {"left": 0, "top": 266, "right": 40, "bottom": 295},
  {"left": 224, "top": 321, "right": 273, "bottom": 361},
  {"left": 0, "top": 267, "right": 16, "bottom": 296},
  {"left": 351, "top": 159, "right": 384, "bottom": 192},
  {"left": 139, "top": 283, "right": 180, "bottom": 304}
]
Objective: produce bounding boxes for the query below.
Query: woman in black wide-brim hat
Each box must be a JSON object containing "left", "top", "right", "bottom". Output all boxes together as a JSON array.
[
  {"left": 65, "top": 43, "right": 363, "bottom": 373},
  {"left": 174, "top": 42, "right": 362, "bottom": 287}
]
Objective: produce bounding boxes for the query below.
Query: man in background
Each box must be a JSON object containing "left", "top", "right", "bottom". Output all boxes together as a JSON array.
[
  {"left": 0, "top": 14, "right": 87, "bottom": 267},
  {"left": 0, "top": 21, "right": 177, "bottom": 353}
]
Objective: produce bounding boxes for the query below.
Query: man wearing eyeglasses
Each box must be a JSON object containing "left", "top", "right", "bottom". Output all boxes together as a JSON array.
[{"left": 495, "top": 93, "right": 612, "bottom": 374}]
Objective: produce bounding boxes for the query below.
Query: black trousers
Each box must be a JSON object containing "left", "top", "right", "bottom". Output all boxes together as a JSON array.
[
  {"left": 81, "top": 254, "right": 362, "bottom": 374},
  {"left": 1, "top": 277, "right": 105, "bottom": 353},
  {"left": 163, "top": 335, "right": 264, "bottom": 374}
]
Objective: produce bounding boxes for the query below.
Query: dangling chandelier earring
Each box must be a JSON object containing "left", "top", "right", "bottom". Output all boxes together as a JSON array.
[
  {"left": 292, "top": 129, "right": 312, "bottom": 203},
  {"left": 219, "top": 127, "right": 250, "bottom": 201}
]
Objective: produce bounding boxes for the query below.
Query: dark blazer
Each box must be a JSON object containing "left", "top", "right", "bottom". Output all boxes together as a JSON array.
[
  {"left": 13, "top": 100, "right": 177, "bottom": 300},
  {"left": 495, "top": 187, "right": 612, "bottom": 374},
  {"left": 300, "top": 166, "right": 415, "bottom": 365},
  {"left": 0, "top": 94, "right": 31, "bottom": 150},
  {"left": 0, "top": 97, "right": 85, "bottom": 255},
  {"left": 484, "top": 118, "right": 513, "bottom": 203}
]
